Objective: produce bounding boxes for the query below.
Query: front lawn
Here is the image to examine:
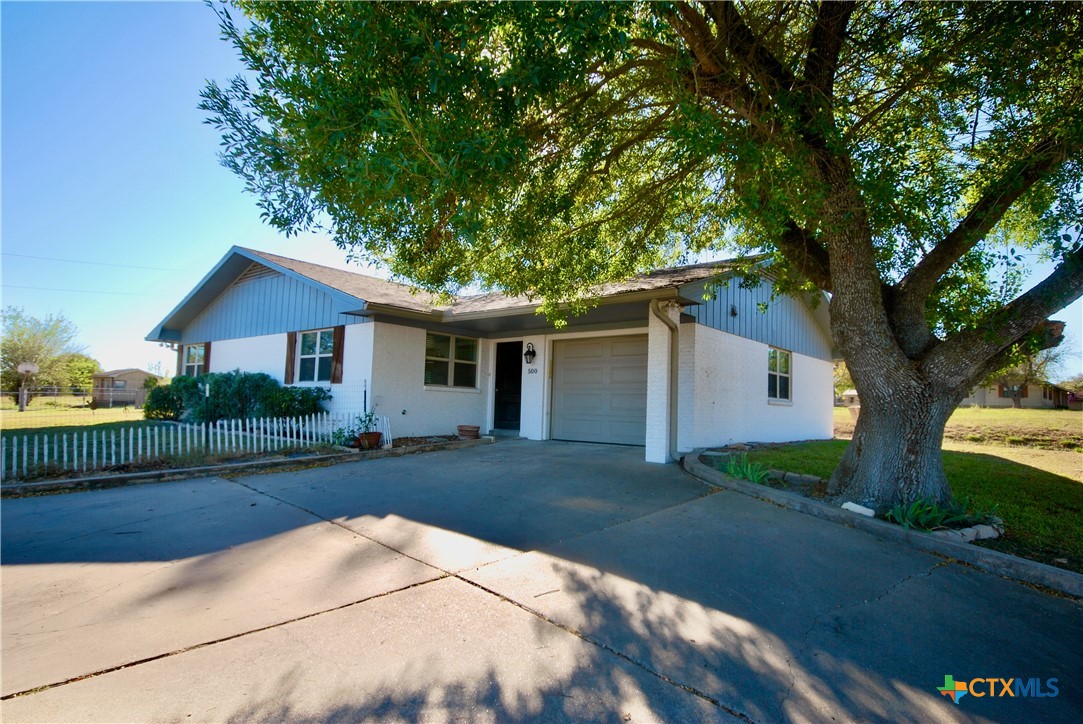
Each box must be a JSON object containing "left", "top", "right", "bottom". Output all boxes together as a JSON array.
[
  {"left": 0, "top": 405, "right": 146, "bottom": 431},
  {"left": 743, "top": 440, "right": 1083, "bottom": 574},
  {"left": 833, "top": 406, "right": 1083, "bottom": 451}
]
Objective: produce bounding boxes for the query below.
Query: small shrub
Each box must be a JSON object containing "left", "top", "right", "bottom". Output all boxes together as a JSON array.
[
  {"left": 258, "top": 385, "right": 332, "bottom": 419},
  {"left": 144, "top": 384, "right": 183, "bottom": 420},
  {"left": 884, "top": 497, "right": 999, "bottom": 532},
  {"left": 723, "top": 454, "right": 771, "bottom": 484}
]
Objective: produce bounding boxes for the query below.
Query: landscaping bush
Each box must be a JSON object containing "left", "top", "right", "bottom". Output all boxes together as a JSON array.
[
  {"left": 258, "top": 385, "right": 332, "bottom": 419},
  {"left": 143, "top": 384, "right": 184, "bottom": 420},
  {"left": 143, "top": 371, "right": 330, "bottom": 423}
]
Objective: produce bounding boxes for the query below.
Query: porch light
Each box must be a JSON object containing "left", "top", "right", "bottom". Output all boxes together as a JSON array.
[{"left": 523, "top": 343, "right": 537, "bottom": 365}]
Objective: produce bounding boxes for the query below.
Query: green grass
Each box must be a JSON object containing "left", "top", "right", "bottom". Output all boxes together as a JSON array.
[
  {"left": 0, "top": 406, "right": 146, "bottom": 431},
  {"left": 745, "top": 440, "right": 1083, "bottom": 574},
  {"left": 2, "top": 419, "right": 162, "bottom": 442},
  {"left": 833, "top": 406, "right": 1083, "bottom": 450}
]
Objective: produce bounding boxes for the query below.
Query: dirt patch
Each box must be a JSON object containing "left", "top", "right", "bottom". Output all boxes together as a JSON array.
[{"left": 393, "top": 435, "right": 460, "bottom": 448}]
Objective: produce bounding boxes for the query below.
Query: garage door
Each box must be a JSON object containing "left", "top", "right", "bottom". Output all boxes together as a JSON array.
[{"left": 551, "top": 335, "right": 648, "bottom": 445}]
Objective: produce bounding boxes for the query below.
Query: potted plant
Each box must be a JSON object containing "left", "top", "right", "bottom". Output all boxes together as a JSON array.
[{"left": 356, "top": 411, "right": 382, "bottom": 449}]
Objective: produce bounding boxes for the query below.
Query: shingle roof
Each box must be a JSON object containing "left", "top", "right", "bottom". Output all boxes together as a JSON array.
[
  {"left": 241, "top": 248, "right": 441, "bottom": 314},
  {"left": 94, "top": 368, "right": 157, "bottom": 378},
  {"left": 447, "top": 260, "right": 741, "bottom": 315},
  {"left": 243, "top": 250, "right": 741, "bottom": 316}
]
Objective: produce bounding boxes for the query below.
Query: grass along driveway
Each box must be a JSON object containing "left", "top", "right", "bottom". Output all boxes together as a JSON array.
[{"left": 743, "top": 440, "right": 1083, "bottom": 575}]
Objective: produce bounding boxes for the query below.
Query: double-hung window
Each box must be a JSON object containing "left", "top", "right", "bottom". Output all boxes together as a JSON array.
[
  {"left": 768, "top": 348, "right": 791, "bottom": 401},
  {"left": 425, "top": 332, "right": 478, "bottom": 388},
  {"left": 183, "top": 344, "right": 205, "bottom": 377},
  {"left": 298, "top": 329, "right": 335, "bottom": 383}
]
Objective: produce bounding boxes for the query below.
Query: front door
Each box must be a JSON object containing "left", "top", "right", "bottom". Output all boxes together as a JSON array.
[{"left": 494, "top": 341, "right": 523, "bottom": 430}]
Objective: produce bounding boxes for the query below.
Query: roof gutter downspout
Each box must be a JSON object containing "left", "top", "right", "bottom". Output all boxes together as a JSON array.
[{"left": 649, "top": 299, "right": 680, "bottom": 462}]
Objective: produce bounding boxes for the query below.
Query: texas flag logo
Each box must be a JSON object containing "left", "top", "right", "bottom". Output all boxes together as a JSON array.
[{"left": 938, "top": 675, "right": 969, "bottom": 704}]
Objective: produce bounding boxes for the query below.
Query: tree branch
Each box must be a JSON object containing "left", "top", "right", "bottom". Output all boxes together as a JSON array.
[
  {"left": 775, "top": 221, "right": 833, "bottom": 291},
  {"left": 803, "top": 1, "right": 856, "bottom": 102},
  {"left": 703, "top": 0, "right": 796, "bottom": 94},
  {"left": 925, "top": 245, "right": 1083, "bottom": 387},
  {"left": 888, "top": 132, "right": 1081, "bottom": 356}
]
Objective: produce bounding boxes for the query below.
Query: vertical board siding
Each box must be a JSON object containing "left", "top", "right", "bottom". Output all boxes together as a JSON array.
[
  {"left": 182, "top": 267, "right": 366, "bottom": 343},
  {"left": 681, "top": 278, "right": 832, "bottom": 360}
]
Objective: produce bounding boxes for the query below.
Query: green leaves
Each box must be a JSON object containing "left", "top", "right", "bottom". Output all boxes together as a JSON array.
[{"left": 201, "top": 0, "right": 1082, "bottom": 333}]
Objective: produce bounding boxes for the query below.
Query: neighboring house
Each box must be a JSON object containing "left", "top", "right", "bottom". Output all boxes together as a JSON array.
[
  {"left": 146, "top": 247, "right": 835, "bottom": 463},
  {"left": 92, "top": 369, "right": 161, "bottom": 408},
  {"left": 961, "top": 383, "right": 1072, "bottom": 409},
  {"left": 840, "top": 389, "right": 860, "bottom": 406}
]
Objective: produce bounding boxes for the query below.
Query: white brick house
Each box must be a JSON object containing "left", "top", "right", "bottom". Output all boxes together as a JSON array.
[{"left": 147, "top": 247, "right": 835, "bottom": 462}]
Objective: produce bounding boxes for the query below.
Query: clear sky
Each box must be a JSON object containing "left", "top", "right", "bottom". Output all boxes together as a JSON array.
[{"left": 2, "top": 1, "right": 1080, "bottom": 380}]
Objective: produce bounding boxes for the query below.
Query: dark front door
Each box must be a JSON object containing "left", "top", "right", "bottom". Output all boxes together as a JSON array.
[{"left": 494, "top": 341, "right": 523, "bottom": 430}]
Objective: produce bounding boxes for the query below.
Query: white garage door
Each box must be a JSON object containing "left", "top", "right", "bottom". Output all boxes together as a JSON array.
[{"left": 551, "top": 335, "right": 648, "bottom": 445}]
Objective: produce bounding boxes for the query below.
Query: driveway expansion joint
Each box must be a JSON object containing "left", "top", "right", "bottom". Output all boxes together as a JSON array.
[
  {"left": 456, "top": 575, "right": 755, "bottom": 723},
  {"left": 0, "top": 574, "right": 447, "bottom": 702}
]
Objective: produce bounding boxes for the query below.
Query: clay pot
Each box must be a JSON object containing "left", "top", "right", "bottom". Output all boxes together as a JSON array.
[{"left": 456, "top": 425, "right": 480, "bottom": 440}]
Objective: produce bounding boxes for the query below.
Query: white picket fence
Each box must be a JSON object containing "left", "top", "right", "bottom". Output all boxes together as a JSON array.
[{"left": 0, "top": 412, "right": 393, "bottom": 483}]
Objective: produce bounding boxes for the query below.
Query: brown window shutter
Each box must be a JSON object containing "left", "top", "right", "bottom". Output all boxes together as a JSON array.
[
  {"left": 1021, "top": 384, "right": 1028, "bottom": 398},
  {"left": 998, "top": 383, "right": 1004, "bottom": 397},
  {"left": 284, "top": 332, "right": 297, "bottom": 384},
  {"left": 331, "top": 325, "right": 345, "bottom": 384},
  {"left": 203, "top": 342, "right": 212, "bottom": 374}
]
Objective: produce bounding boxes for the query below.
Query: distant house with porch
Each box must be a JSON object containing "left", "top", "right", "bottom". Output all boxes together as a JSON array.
[
  {"left": 960, "top": 382, "right": 1071, "bottom": 409},
  {"left": 92, "top": 369, "right": 161, "bottom": 408}
]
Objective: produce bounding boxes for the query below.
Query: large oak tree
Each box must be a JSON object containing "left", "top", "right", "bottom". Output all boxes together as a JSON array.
[{"left": 201, "top": 1, "right": 1083, "bottom": 507}]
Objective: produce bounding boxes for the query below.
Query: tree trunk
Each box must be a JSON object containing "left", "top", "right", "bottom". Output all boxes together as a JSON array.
[
  {"left": 829, "top": 392, "right": 958, "bottom": 509},
  {"left": 1011, "top": 393, "right": 1022, "bottom": 409}
]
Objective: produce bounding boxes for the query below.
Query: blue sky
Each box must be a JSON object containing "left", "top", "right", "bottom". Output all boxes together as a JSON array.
[{"left": 2, "top": 1, "right": 1080, "bottom": 380}]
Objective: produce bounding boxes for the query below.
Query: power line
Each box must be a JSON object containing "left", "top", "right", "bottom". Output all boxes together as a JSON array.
[
  {"left": 1, "top": 252, "right": 199, "bottom": 273},
  {"left": 1, "top": 281, "right": 167, "bottom": 294}
]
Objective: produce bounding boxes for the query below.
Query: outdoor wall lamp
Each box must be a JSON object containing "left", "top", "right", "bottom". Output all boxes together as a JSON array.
[{"left": 523, "top": 343, "right": 537, "bottom": 365}]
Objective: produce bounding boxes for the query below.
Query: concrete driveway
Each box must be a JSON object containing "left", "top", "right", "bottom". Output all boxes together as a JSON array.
[{"left": 2, "top": 440, "right": 1080, "bottom": 722}]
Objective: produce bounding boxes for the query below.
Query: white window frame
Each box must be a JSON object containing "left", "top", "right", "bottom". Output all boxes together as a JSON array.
[
  {"left": 183, "top": 344, "right": 205, "bottom": 378},
  {"left": 297, "top": 328, "right": 335, "bottom": 383},
  {"left": 425, "top": 332, "right": 479, "bottom": 389},
  {"left": 768, "top": 347, "right": 792, "bottom": 403}
]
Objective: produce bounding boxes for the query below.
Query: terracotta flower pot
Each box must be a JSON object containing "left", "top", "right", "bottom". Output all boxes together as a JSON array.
[
  {"left": 456, "top": 425, "right": 480, "bottom": 440},
  {"left": 357, "top": 431, "right": 383, "bottom": 450}
]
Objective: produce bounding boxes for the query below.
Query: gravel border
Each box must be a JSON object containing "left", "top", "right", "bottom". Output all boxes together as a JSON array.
[
  {"left": 682, "top": 450, "right": 1083, "bottom": 599},
  {"left": 0, "top": 437, "right": 495, "bottom": 498}
]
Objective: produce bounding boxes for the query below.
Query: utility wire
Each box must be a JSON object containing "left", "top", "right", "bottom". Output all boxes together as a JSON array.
[
  {"left": 1, "top": 284, "right": 168, "bottom": 297},
  {"left": 1, "top": 252, "right": 199, "bottom": 273}
]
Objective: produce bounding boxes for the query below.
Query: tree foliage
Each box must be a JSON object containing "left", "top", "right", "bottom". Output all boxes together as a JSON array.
[
  {"left": 1, "top": 306, "right": 84, "bottom": 392},
  {"left": 202, "top": 1, "right": 1083, "bottom": 506},
  {"left": 58, "top": 353, "right": 103, "bottom": 394}
]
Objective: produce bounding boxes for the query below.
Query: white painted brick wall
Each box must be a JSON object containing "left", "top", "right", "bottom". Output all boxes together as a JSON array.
[
  {"left": 210, "top": 334, "right": 288, "bottom": 380},
  {"left": 683, "top": 325, "right": 833, "bottom": 447},
  {"left": 208, "top": 325, "right": 376, "bottom": 419},
  {"left": 370, "top": 322, "right": 490, "bottom": 438}
]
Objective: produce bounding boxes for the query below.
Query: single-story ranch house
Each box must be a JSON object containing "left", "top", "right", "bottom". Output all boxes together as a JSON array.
[
  {"left": 92, "top": 368, "right": 162, "bottom": 408},
  {"left": 147, "top": 247, "right": 834, "bottom": 463},
  {"left": 961, "top": 382, "right": 1072, "bottom": 409}
]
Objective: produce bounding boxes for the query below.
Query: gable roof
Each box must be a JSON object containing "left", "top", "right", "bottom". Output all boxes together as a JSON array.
[
  {"left": 94, "top": 368, "right": 159, "bottom": 378},
  {"left": 147, "top": 246, "right": 826, "bottom": 341},
  {"left": 240, "top": 248, "right": 439, "bottom": 314}
]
